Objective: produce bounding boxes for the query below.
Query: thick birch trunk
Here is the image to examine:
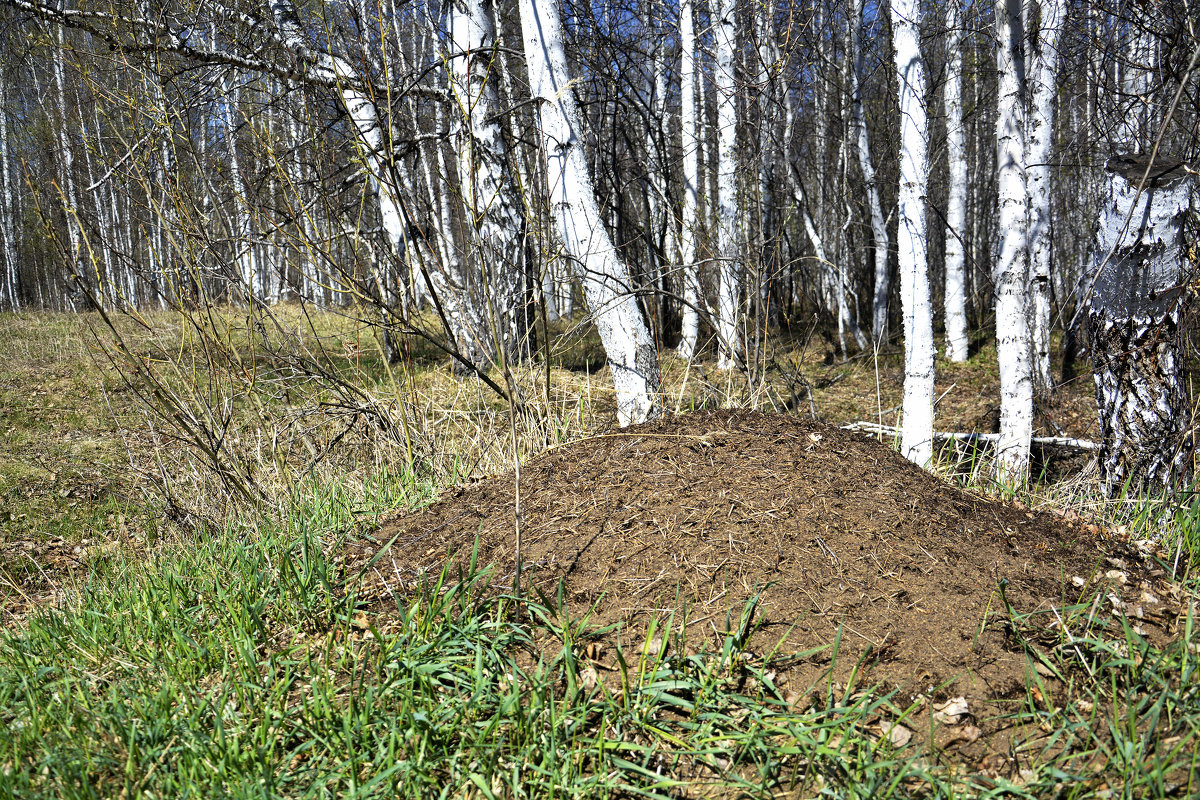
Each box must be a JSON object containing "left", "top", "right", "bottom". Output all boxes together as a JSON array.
[
  {"left": 1088, "top": 169, "right": 1192, "bottom": 499},
  {"left": 676, "top": 0, "right": 702, "bottom": 360},
  {"left": 850, "top": 0, "right": 890, "bottom": 343},
  {"left": 942, "top": 1, "right": 969, "bottom": 362},
  {"left": 993, "top": 0, "right": 1033, "bottom": 479},
  {"left": 1086, "top": 12, "right": 1194, "bottom": 504},
  {"left": 1027, "top": 0, "right": 1065, "bottom": 394},
  {"left": 891, "top": 0, "right": 935, "bottom": 466},
  {"left": 519, "top": 0, "right": 661, "bottom": 425},
  {"left": 713, "top": 0, "right": 741, "bottom": 369}
]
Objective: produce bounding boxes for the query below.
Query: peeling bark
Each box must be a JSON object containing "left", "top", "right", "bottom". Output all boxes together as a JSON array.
[{"left": 1088, "top": 168, "right": 1193, "bottom": 498}]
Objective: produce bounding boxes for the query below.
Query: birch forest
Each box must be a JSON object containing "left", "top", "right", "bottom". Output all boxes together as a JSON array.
[{"left": 0, "top": 0, "right": 1198, "bottom": 494}]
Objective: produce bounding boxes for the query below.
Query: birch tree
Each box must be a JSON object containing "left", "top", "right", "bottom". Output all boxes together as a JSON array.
[
  {"left": 446, "top": 0, "right": 527, "bottom": 368},
  {"left": 942, "top": 0, "right": 969, "bottom": 362},
  {"left": 1086, "top": 11, "right": 1195, "bottom": 503},
  {"left": 1026, "top": 0, "right": 1065, "bottom": 394},
  {"left": 519, "top": 0, "right": 662, "bottom": 424},
  {"left": 676, "top": 0, "right": 702, "bottom": 360},
  {"left": 891, "top": 0, "right": 934, "bottom": 466},
  {"left": 993, "top": 0, "right": 1033, "bottom": 479},
  {"left": 850, "top": 0, "right": 890, "bottom": 343},
  {"left": 219, "top": 70, "right": 259, "bottom": 302},
  {"left": 50, "top": 24, "right": 82, "bottom": 296},
  {"left": 0, "top": 63, "right": 17, "bottom": 310},
  {"left": 713, "top": 0, "right": 741, "bottom": 369}
]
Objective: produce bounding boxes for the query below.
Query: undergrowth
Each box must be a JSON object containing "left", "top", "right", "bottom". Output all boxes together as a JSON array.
[
  {"left": 1, "top": 474, "right": 1198, "bottom": 798},
  {"left": 3, "top": 310, "right": 1200, "bottom": 797}
]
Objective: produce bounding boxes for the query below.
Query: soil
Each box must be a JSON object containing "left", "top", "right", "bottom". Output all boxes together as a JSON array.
[{"left": 358, "top": 410, "right": 1184, "bottom": 738}]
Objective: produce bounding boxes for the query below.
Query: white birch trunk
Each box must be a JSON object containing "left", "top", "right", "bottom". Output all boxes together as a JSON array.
[
  {"left": 447, "top": 0, "right": 526, "bottom": 367},
  {"left": 1086, "top": 14, "right": 1194, "bottom": 504},
  {"left": 713, "top": 0, "right": 741, "bottom": 369},
  {"left": 221, "top": 72, "right": 258, "bottom": 303},
  {"left": 942, "top": 0, "right": 969, "bottom": 362},
  {"left": 0, "top": 67, "right": 17, "bottom": 310},
  {"left": 1027, "top": 0, "right": 1065, "bottom": 393},
  {"left": 519, "top": 0, "right": 662, "bottom": 425},
  {"left": 676, "top": 0, "right": 701, "bottom": 360},
  {"left": 850, "top": 0, "right": 890, "bottom": 342},
  {"left": 993, "top": 0, "right": 1033, "bottom": 479},
  {"left": 891, "top": 0, "right": 935, "bottom": 466},
  {"left": 52, "top": 26, "right": 82, "bottom": 302},
  {"left": 1089, "top": 169, "right": 1193, "bottom": 499},
  {"left": 270, "top": 0, "right": 407, "bottom": 276}
]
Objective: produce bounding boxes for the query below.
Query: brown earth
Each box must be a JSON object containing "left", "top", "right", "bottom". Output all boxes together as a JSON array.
[{"left": 357, "top": 410, "right": 1183, "bottom": 729}]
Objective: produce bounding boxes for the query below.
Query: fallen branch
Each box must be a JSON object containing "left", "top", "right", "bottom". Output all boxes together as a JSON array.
[{"left": 842, "top": 422, "right": 1100, "bottom": 451}]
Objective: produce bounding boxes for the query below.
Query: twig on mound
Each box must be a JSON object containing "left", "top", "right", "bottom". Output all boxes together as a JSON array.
[{"left": 842, "top": 422, "right": 1099, "bottom": 451}]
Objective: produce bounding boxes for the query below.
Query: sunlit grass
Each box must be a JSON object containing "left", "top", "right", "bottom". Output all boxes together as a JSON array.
[{"left": 2, "top": 310, "right": 1199, "bottom": 797}]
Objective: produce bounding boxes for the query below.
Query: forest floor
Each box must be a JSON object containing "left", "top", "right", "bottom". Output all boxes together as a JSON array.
[{"left": 0, "top": 309, "right": 1197, "bottom": 797}]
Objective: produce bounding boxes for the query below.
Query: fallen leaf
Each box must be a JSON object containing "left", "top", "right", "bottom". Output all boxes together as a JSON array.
[
  {"left": 933, "top": 696, "right": 970, "bottom": 724},
  {"left": 880, "top": 721, "right": 912, "bottom": 747}
]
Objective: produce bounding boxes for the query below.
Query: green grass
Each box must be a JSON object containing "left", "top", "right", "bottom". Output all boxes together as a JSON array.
[
  {"left": 0, "top": 471, "right": 1197, "bottom": 798},
  {"left": 3, "top": 311, "right": 1200, "bottom": 798}
]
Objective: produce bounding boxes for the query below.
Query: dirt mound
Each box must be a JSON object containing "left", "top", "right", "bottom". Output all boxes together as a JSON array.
[{"left": 360, "top": 410, "right": 1170, "bottom": 706}]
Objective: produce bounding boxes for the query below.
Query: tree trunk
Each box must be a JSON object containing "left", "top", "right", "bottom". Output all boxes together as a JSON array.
[
  {"left": 942, "top": 0, "right": 969, "bottom": 362},
  {"left": 993, "top": 0, "right": 1033, "bottom": 479},
  {"left": 891, "top": 0, "right": 935, "bottom": 466},
  {"left": 1088, "top": 168, "right": 1192, "bottom": 499},
  {"left": 712, "top": 0, "right": 741, "bottom": 369},
  {"left": 850, "top": 0, "right": 890, "bottom": 343},
  {"left": 448, "top": 0, "right": 527, "bottom": 369},
  {"left": 221, "top": 72, "right": 259, "bottom": 303},
  {"left": 1027, "top": 0, "right": 1065, "bottom": 394},
  {"left": 52, "top": 25, "right": 82, "bottom": 304},
  {"left": 0, "top": 65, "right": 17, "bottom": 310},
  {"left": 1086, "top": 7, "right": 1194, "bottom": 503},
  {"left": 676, "top": 0, "right": 702, "bottom": 360},
  {"left": 270, "top": 0, "right": 408, "bottom": 295},
  {"left": 518, "top": 0, "right": 662, "bottom": 425}
]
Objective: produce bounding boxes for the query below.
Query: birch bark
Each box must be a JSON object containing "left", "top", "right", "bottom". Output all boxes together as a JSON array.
[
  {"left": 993, "top": 0, "right": 1033, "bottom": 479},
  {"left": 676, "top": 0, "right": 702, "bottom": 360},
  {"left": 1088, "top": 168, "right": 1192, "bottom": 499},
  {"left": 713, "top": 0, "right": 741, "bottom": 369},
  {"left": 447, "top": 0, "right": 527, "bottom": 368},
  {"left": 1086, "top": 15, "right": 1195, "bottom": 502},
  {"left": 220, "top": 71, "right": 259, "bottom": 302},
  {"left": 942, "top": 0, "right": 969, "bottom": 362},
  {"left": 518, "top": 0, "right": 662, "bottom": 425},
  {"left": 850, "top": 0, "right": 890, "bottom": 343},
  {"left": 270, "top": 0, "right": 408, "bottom": 289},
  {"left": 52, "top": 25, "right": 82, "bottom": 302},
  {"left": 891, "top": 0, "right": 935, "bottom": 466},
  {"left": 1026, "top": 0, "right": 1065, "bottom": 394},
  {"left": 0, "top": 66, "right": 17, "bottom": 309}
]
